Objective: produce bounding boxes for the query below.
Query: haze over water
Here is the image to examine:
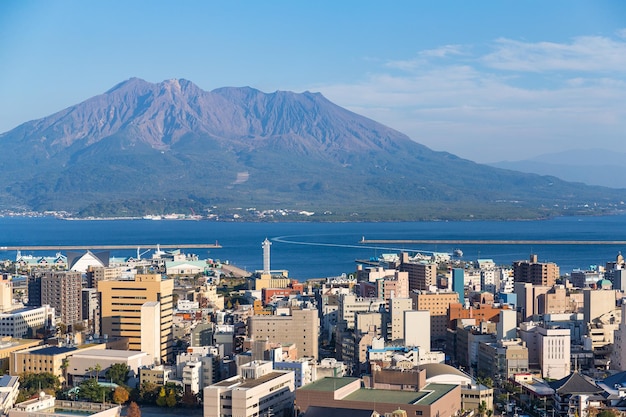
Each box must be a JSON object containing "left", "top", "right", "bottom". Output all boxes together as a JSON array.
[{"left": 1, "top": 215, "right": 626, "bottom": 279}]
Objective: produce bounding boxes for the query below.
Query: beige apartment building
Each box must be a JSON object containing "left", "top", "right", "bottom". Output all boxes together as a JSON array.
[
  {"left": 98, "top": 274, "right": 174, "bottom": 363},
  {"left": 410, "top": 290, "right": 459, "bottom": 342},
  {"left": 85, "top": 266, "right": 124, "bottom": 289},
  {"left": 399, "top": 253, "right": 437, "bottom": 291},
  {"left": 248, "top": 308, "right": 319, "bottom": 360},
  {"left": 513, "top": 254, "right": 559, "bottom": 287},
  {"left": 204, "top": 369, "right": 294, "bottom": 417},
  {"left": 30, "top": 271, "right": 82, "bottom": 327}
]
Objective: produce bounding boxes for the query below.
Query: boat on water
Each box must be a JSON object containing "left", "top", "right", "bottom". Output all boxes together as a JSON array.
[{"left": 453, "top": 248, "right": 463, "bottom": 257}]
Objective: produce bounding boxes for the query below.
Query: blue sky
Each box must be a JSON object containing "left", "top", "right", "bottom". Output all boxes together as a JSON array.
[{"left": 1, "top": 1, "right": 625, "bottom": 163}]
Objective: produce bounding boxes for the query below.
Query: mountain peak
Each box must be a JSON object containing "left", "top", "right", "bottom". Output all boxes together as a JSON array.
[{"left": 0, "top": 78, "right": 621, "bottom": 219}]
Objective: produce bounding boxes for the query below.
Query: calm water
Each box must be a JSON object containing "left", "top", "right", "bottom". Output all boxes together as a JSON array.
[{"left": 1, "top": 215, "right": 626, "bottom": 279}]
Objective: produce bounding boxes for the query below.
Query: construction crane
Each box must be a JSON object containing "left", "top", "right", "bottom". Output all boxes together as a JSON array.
[{"left": 136, "top": 247, "right": 151, "bottom": 260}]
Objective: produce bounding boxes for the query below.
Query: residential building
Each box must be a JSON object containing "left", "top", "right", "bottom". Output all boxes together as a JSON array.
[
  {"left": 139, "top": 364, "right": 175, "bottom": 386},
  {"left": 0, "top": 375, "right": 19, "bottom": 415},
  {"left": 571, "top": 269, "right": 604, "bottom": 289},
  {"left": 513, "top": 254, "right": 559, "bottom": 287},
  {"left": 203, "top": 362, "right": 295, "bottom": 417},
  {"left": 478, "top": 338, "right": 529, "bottom": 380},
  {"left": 85, "top": 266, "right": 123, "bottom": 289},
  {"left": 0, "top": 276, "right": 12, "bottom": 313},
  {"left": 388, "top": 298, "right": 413, "bottom": 342},
  {"left": 410, "top": 290, "right": 458, "bottom": 345},
  {"left": 0, "top": 305, "right": 55, "bottom": 339},
  {"left": 399, "top": 253, "right": 437, "bottom": 291},
  {"left": 28, "top": 271, "right": 81, "bottom": 327},
  {"left": 248, "top": 308, "right": 319, "bottom": 359},
  {"left": 611, "top": 302, "right": 626, "bottom": 371}
]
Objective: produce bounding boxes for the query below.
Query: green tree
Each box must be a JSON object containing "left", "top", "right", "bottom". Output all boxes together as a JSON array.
[
  {"left": 138, "top": 381, "right": 158, "bottom": 404},
  {"left": 156, "top": 387, "right": 167, "bottom": 407},
  {"left": 166, "top": 389, "right": 177, "bottom": 407},
  {"left": 164, "top": 382, "right": 183, "bottom": 400},
  {"left": 18, "top": 372, "right": 60, "bottom": 400},
  {"left": 478, "top": 401, "right": 487, "bottom": 417},
  {"left": 106, "top": 363, "right": 130, "bottom": 385},
  {"left": 61, "top": 358, "right": 70, "bottom": 388},
  {"left": 94, "top": 363, "right": 102, "bottom": 381},
  {"left": 597, "top": 410, "right": 619, "bottom": 417},
  {"left": 78, "top": 379, "right": 108, "bottom": 403}
]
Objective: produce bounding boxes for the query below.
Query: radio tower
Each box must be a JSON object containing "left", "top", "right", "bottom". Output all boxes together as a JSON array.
[{"left": 262, "top": 238, "right": 271, "bottom": 274}]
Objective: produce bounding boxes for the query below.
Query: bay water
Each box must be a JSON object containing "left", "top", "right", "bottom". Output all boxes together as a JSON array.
[{"left": 1, "top": 215, "right": 626, "bottom": 279}]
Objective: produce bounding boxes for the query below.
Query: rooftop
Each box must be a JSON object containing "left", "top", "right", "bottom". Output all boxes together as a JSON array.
[
  {"left": 31, "top": 346, "right": 77, "bottom": 356},
  {"left": 344, "top": 384, "right": 457, "bottom": 406},
  {"left": 300, "top": 377, "right": 359, "bottom": 392},
  {"left": 69, "top": 349, "right": 146, "bottom": 359},
  {"left": 239, "top": 372, "right": 289, "bottom": 389}
]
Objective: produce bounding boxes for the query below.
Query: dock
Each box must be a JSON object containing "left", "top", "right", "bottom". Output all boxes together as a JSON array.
[
  {"left": 0, "top": 243, "right": 221, "bottom": 251},
  {"left": 359, "top": 239, "right": 626, "bottom": 245}
]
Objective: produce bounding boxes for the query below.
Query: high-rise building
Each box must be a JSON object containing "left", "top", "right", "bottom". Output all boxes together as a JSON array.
[
  {"left": 537, "top": 326, "right": 570, "bottom": 380},
  {"left": 513, "top": 254, "right": 559, "bottom": 287},
  {"left": 399, "top": 253, "right": 437, "bottom": 291},
  {"left": 85, "top": 266, "right": 123, "bottom": 289},
  {"left": 28, "top": 271, "right": 81, "bottom": 327},
  {"left": 0, "top": 276, "right": 12, "bottom": 313},
  {"left": 410, "top": 290, "right": 459, "bottom": 344},
  {"left": 248, "top": 308, "right": 319, "bottom": 359},
  {"left": 405, "top": 310, "right": 430, "bottom": 351},
  {"left": 388, "top": 298, "right": 413, "bottom": 342},
  {"left": 452, "top": 268, "right": 465, "bottom": 304},
  {"left": 98, "top": 274, "right": 174, "bottom": 363}
]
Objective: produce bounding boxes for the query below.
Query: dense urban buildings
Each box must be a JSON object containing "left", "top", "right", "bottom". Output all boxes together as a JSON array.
[{"left": 4, "top": 242, "right": 626, "bottom": 417}]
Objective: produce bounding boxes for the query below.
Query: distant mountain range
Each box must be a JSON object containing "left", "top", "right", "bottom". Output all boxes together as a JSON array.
[
  {"left": 489, "top": 149, "right": 626, "bottom": 189},
  {"left": 0, "top": 78, "right": 623, "bottom": 221}
]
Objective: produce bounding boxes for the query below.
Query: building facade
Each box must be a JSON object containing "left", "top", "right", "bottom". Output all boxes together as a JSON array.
[
  {"left": 248, "top": 308, "right": 319, "bottom": 359},
  {"left": 98, "top": 274, "right": 174, "bottom": 363}
]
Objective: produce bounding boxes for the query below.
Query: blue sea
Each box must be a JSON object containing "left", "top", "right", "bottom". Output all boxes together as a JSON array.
[{"left": 1, "top": 215, "right": 626, "bottom": 279}]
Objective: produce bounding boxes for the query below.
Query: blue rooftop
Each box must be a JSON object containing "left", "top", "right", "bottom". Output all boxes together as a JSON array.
[{"left": 34, "top": 346, "right": 77, "bottom": 355}]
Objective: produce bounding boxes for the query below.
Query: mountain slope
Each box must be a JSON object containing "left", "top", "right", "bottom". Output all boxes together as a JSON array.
[
  {"left": 489, "top": 149, "right": 626, "bottom": 189},
  {"left": 0, "top": 78, "right": 622, "bottom": 220}
]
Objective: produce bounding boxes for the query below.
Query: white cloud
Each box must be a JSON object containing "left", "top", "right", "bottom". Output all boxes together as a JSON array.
[
  {"left": 385, "top": 45, "right": 466, "bottom": 71},
  {"left": 483, "top": 35, "right": 626, "bottom": 73},
  {"left": 312, "top": 31, "right": 626, "bottom": 163}
]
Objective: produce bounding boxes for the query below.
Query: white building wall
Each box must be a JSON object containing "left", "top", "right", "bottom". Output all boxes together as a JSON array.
[
  {"left": 390, "top": 298, "right": 413, "bottom": 342},
  {"left": 538, "top": 326, "right": 571, "bottom": 379},
  {"left": 140, "top": 301, "right": 160, "bottom": 364},
  {"left": 497, "top": 309, "right": 517, "bottom": 340},
  {"left": 405, "top": 310, "right": 430, "bottom": 351}
]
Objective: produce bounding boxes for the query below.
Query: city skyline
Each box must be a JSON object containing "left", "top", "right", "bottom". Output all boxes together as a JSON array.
[{"left": 1, "top": 1, "right": 625, "bottom": 163}]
